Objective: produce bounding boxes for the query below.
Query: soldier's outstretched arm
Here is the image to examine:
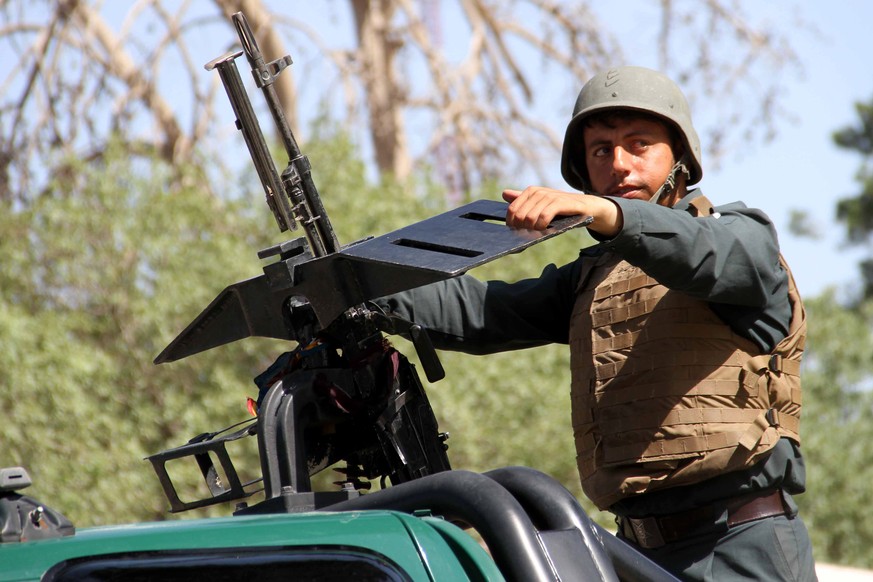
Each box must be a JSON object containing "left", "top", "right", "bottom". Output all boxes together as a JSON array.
[{"left": 503, "top": 187, "right": 623, "bottom": 236}]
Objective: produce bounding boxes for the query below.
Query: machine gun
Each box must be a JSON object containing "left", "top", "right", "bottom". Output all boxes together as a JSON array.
[{"left": 147, "top": 12, "right": 592, "bottom": 516}]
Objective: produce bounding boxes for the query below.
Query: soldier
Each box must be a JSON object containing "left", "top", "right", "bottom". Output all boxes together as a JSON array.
[{"left": 377, "top": 66, "right": 817, "bottom": 580}]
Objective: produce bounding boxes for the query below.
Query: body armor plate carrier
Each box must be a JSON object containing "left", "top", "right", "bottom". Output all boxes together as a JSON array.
[{"left": 569, "top": 198, "right": 805, "bottom": 510}]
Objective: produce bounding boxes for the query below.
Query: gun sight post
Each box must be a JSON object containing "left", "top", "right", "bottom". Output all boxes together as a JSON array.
[
  {"left": 205, "top": 51, "right": 297, "bottom": 233},
  {"left": 229, "top": 12, "right": 340, "bottom": 257}
]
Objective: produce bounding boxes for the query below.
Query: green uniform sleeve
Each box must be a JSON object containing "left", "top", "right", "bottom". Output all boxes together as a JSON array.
[
  {"left": 378, "top": 190, "right": 791, "bottom": 354},
  {"left": 604, "top": 192, "right": 792, "bottom": 351},
  {"left": 606, "top": 193, "right": 783, "bottom": 306},
  {"left": 376, "top": 260, "right": 581, "bottom": 354}
]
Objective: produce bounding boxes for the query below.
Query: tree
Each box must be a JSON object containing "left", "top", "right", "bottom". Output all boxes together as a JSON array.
[
  {"left": 796, "top": 293, "right": 873, "bottom": 567},
  {"left": 0, "top": 140, "right": 282, "bottom": 524},
  {"left": 833, "top": 97, "right": 873, "bottom": 300},
  {"left": 0, "top": 122, "right": 598, "bottom": 526},
  {"left": 1, "top": 0, "right": 805, "bottom": 203},
  {"left": 0, "top": 127, "right": 413, "bottom": 523}
]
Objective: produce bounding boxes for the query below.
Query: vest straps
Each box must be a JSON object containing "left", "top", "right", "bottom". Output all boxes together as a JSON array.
[
  {"left": 687, "top": 195, "right": 717, "bottom": 217},
  {"left": 737, "top": 409, "right": 799, "bottom": 451}
]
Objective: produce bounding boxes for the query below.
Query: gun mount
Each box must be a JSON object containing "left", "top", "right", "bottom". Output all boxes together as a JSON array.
[{"left": 147, "top": 12, "right": 592, "bottom": 518}]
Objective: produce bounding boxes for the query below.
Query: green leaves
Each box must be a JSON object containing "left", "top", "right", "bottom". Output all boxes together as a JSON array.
[
  {"left": 0, "top": 126, "right": 603, "bottom": 526},
  {"left": 833, "top": 97, "right": 873, "bottom": 298},
  {"left": 797, "top": 293, "right": 873, "bottom": 567},
  {"left": 8, "top": 122, "right": 873, "bottom": 571},
  {"left": 0, "top": 143, "right": 275, "bottom": 524}
]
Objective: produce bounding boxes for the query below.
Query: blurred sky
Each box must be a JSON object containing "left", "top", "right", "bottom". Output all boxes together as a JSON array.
[
  {"left": 293, "top": 1, "right": 873, "bottom": 301},
  {"left": 535, "top": 1, "right": 873, "bottom": 301},
  {"left": 20, "top": 1, "right": 873, "bottom": 300},
  {"left": 696, "top": 2, "right": 873, "bottom": 301}
]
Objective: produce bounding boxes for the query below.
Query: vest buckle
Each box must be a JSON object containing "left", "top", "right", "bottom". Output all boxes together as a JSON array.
[{"left": 768, "top": 354, "right": 783, "bottom": 373}]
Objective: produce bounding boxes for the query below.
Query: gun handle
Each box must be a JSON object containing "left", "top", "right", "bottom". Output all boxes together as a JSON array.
[{"left": 408, "top": 324, "right": 446, "bottom": 383}]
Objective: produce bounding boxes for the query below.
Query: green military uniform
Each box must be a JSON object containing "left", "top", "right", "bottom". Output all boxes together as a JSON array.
[{"left": 377, "top": 191, "right": 817, "bottom": 581}]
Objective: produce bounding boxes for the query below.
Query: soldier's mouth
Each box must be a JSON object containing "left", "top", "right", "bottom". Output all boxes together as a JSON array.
[{"left": 610, "top": 185, "right": 647, "bottom": 199}]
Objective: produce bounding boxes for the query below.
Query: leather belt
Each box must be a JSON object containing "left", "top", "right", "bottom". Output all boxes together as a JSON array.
[{"left": 618, "top": 489, "right": 789, "bottom": 549}]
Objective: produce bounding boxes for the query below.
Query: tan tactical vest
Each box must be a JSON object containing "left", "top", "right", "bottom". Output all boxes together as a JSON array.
[{"left": 569, "top": 198, "right": 805, "bottom": 510}]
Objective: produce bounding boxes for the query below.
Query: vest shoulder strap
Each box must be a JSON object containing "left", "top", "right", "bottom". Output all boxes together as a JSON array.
[{"left": 687, "top": 195, "right": 716, "bottom": 217}]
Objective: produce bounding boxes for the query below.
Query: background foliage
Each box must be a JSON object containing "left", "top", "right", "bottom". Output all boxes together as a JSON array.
[
  {"left": 801, "top": 295, "right": 873, "bottom": 566},
  {"left": 3, "top": 122, "right": 873, "bottom": 568}
]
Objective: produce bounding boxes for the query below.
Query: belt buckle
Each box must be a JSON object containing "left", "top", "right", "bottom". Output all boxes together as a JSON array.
[{"left": 626, "top": 516, "right": 666, "bottom": 549}]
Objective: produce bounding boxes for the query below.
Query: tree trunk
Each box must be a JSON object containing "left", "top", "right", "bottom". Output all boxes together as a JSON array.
[
  {"left": 350, "top": 0, "right": 410, "bottom": 180},
  {"left": 62, "top": 0, "right": 189, "bottom": 162}
]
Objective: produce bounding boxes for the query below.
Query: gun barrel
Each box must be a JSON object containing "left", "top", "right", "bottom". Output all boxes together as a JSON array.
[
  {"left": 231, "top": 12, "right": 340, "bottom": 257},
  {"left": 206, "top": 51, "right": 297, "bottom": 233},
  {"left": 232, "top": 13, "right": 303, "bottom": 162}
]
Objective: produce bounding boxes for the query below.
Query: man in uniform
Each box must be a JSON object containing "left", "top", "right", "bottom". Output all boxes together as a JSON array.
[{"left": 377, "top": 66, "right": 817, "bottom": 581}]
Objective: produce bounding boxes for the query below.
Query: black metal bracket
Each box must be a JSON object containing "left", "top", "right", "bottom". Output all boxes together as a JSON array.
[
  {"left": 154, "top": 200, "right": 592, "bottom": 364},
  {"left": 146, "top": 420, "right": 260, "bottom": 513},
  {"left": 0, "top": 467, "right": 75, "bottom": 543},
  {"left": 324, "top": 467, "right": 678, "bottom": 582}
]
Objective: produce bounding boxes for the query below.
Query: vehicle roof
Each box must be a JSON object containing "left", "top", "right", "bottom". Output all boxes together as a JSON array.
[{"left": 0, "top": 509, "right": 502, "bottom": 581}]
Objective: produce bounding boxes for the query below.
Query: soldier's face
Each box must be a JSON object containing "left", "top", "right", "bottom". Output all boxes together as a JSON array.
[{"left": 583, "top": 117, "right": 679, "bottom": 205}]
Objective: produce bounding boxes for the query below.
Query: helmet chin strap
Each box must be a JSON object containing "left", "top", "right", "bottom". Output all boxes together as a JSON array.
[{"left": 649, "top": 156, "right": 691, "bottom": 206}]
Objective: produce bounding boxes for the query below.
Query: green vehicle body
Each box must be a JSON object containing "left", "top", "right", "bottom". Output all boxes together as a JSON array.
[{"left": 0, "top": 510, "right": 502, "bottom": 581}]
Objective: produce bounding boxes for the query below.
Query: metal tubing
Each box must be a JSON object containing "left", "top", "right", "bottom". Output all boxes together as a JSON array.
[{"left": 326, "top": 470, "right": 556, "bottom": 582}]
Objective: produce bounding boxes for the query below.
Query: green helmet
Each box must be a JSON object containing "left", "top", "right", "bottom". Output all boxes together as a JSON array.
[{"left": 560, "top": 66, "right": 703, "bottom": 191}]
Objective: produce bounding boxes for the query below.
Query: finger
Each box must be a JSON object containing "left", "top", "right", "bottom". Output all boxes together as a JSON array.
[
  {"left": 502, "top": 188, "right": 522, "bottom": 202},
  {"left": 506, "top": 187, "right": 541, "bottom": 228},
  {"left": 505, "top": 186, "right": 535, "bottom": 227},
  {"left": 529, "top": 195, "right": 559, "bottom": 230},
  {"left": 508, "top": 187, "right": 551, "bottom": 229}
]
